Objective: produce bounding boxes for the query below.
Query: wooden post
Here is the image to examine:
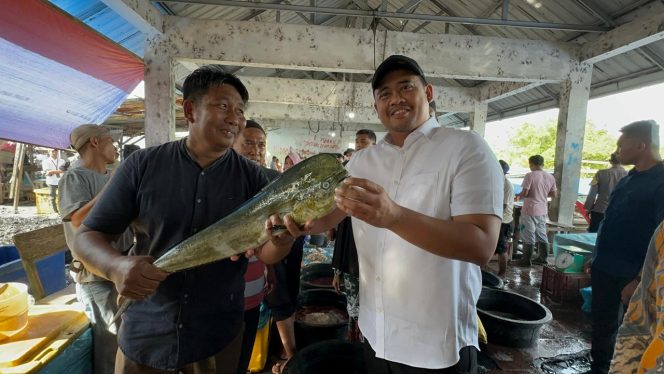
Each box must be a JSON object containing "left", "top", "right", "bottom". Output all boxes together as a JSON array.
[
  {"left": 13, "top": 143, "right": 25, "bottom": 214},
  {"left": 9, "top": 143, "right": 22, "bottom": 200}
]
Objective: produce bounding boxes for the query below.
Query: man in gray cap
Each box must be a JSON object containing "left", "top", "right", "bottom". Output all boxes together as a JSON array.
[
  {"left": 59, "top": 124, "right": 134, "bottom": 374},
  {"left": 288, "top": 55, "right": 503, "bottom": 373}
]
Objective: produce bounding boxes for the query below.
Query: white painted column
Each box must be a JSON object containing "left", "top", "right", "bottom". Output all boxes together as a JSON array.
[
  {"left": 550, "top": 62, "right": 593, "bottom": 225},
  {"left": 469, "top": 102, "right": 488, "bottom": 137},
  {"left": 144, "top": 34, "right": 176, "bottom": 147}
]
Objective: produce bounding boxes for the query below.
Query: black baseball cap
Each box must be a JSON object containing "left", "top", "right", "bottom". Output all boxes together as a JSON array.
[{"left": 371, "top": 55, "right": 426, "bottom": 90}]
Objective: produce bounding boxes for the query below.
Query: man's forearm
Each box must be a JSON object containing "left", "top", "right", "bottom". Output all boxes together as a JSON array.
[
  {"left": 387, "top": 209, "right": 500, "bottom": 266},
  {"left": 258, "top": 240, "right": 293, "bottom": 264},
  {"left": 73, "top": 226, "right": 123, "bottom": 280},
  {"left": 308, "top": 208, "right": 347, "bottom": 234}
]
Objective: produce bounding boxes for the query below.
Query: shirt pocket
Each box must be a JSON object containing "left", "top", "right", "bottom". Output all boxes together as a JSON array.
[{"left": 396, "top": 172, "right": 439, "bottom": 216}]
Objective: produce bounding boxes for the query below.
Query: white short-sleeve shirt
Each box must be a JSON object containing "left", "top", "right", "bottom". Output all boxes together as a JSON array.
[
  {"left": 346, "top": 117, "right": 503, "bottom": 369},
  {"left": 42, "top": 157, "right": 66, "bottom": 186}
]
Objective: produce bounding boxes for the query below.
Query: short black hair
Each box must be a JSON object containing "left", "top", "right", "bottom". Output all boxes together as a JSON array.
[
  {"left": 245, "top": 119, "right": 266, "bottom": 136},
  {"left": 183, "top": 64, "right": 249, "bottom": 104},
  {"left": 499, "top": 160, "right": 509, "bottom": 174},
  {"left": 344, "top": 148, "right": 354, "bottom": 156},
  {"left": 356, "top": 129, "right": 377, "bottom": 143},
  {"left": 609, "top": 153, "right": 619, "bottom": 164},
  {"left": 620, "top": 120, "right": 659, "bottom": 147},
  {"left": 529, "top": 155, "right": 544, "bottom": 166}
]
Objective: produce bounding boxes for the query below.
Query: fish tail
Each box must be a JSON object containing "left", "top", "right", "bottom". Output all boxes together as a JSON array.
[{"left": 112, "top": 298, "right": 135, "bottom": 324}]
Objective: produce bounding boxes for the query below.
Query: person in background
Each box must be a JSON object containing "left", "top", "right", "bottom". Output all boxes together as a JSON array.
[
  {"left": 353, "top": 129, "right": 377, "bottom": 156},
  {"left": 234, "top": 120, "right": 279, "bottom": 181},
  {"left": 514, "top": 155, "right": 557, "bottom": 267},
  {"left": 584, "top": 153, "right": 627, "bottom": 233},
  {"left": 269, "top": 150, "right": 305, "bottom": 373},
  {"left": 72, "top": 65, "right": 298, "bottom": 374},
  {"left": 590, "top": 120, "right": 664, "bottom": 374},
  {"left": 42, "top": 148, "right": 66, "bottom": 213},
  {"left": 495, "top": 160, "right": 514, "bottom": 277},
  {"left": 283, "top": 152, "right": 301, "bottom": 171},
  {"left": 332, "top": 128, "right": 377, "bottom": 342},
  {"left": 611, "top": 220, "right": 664, "bottom": 373},
  {"left": 232, "top": 120, "right": 279, "bottom": 374},
  {"left": 287, "top": 55, "right": 502, "bottom": 373},
  {"left": 270, "top": 156, "right": 282, "bottom": 172},
  {"left": 343, "top": 148, "right": 355, "bottom": 163},
  {"left": 59, "top": 124, "right": 134, "bottom": 374}
]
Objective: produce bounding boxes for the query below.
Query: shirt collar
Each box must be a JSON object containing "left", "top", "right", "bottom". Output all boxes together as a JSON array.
[
  {"left": 628, "top": 162, "right": 664, "bottom": 176},
  {"left": 380, "top": 116, "right": 440, "bottom": 148}
]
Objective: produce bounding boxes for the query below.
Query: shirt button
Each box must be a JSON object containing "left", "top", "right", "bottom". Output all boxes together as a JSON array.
[
  {"left": 196, "top": 198, "right": 202, "bottom": 203},
  {"left": 393, "top": 180, "right": 399, "bottom": 185},
  {"left": 178, "top": 324, "right": 183, "bottom": 329},
  {"left": 201, "top": 172, "right": 205, "bottom": 176},
  {"left": 184, "top": 294, "right": 188, "bottom": 298},
  {"left": 376, "top": 276, "right": 381, "bottom": 282}
]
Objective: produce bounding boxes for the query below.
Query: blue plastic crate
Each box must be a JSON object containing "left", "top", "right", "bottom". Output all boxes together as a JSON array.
[{"left": 0, "top": 245, "right": 66, "bottom": 296}]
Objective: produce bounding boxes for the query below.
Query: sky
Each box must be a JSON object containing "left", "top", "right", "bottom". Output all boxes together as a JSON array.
[{"left": 485, "top": 82, "right": 664, "bottom": 162}]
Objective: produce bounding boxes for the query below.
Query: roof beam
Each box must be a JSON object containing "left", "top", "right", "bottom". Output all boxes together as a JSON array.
[
  {"left": 580, "top": 8, "right": 664, "bottom": 63},
  {"left": 100, "top": 0, "right": 163, "bottom": 35},
  {"left": 240, "top": 76, "right": 478, "bottom": 112},
  {"left": 164, "top": 0, "right": 609, "bottom": 32},
  {"left": 478, "top": 81, "right": 543, "bottom": 102},
  {"left": 157, "top": 17, "right": 577, "bottom": 82},
  {"left": 258, "top": 119, "right": 385, "bottom": 132}
]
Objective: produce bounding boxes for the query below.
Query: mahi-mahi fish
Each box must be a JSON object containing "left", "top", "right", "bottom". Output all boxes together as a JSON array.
[{"left": 114, "top": 153, "right": 348, "bottom": 320}]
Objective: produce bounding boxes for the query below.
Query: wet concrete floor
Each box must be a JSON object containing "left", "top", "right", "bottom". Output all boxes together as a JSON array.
[{"left": 483, "top": 261, "right": 591, "bottom": 373}]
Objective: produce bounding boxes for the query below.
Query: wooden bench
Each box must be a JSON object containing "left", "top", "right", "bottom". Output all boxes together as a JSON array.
[{"left": 12, "top": 224, "right": 67, "bottom": 300}]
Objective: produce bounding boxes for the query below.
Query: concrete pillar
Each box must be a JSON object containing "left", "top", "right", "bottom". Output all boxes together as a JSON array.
[
  {"left": 469, "top": 102, "right": 488, "bottom": 137},
  {"left": 550, "top": 62, "right": 593, "bottom": 226},
  {"left": 144, "top": 34, "right": 176, "bottom": 147}
]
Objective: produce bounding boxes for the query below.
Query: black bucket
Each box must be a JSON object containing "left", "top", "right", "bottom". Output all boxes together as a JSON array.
[
  {"left": 282, "top": 340, "right": 366, "bottom": 374},
  {"left": 295, "top": 289, "right": 348, "bottom": 349},
  {"left": 481, "top": 270, "right": 504, "bottom": 289},
  {"left": 477, "top": 286, "right": 552, "bottom": 348},
  {"left": 308, "top": 234, "right": 328, "bottom": 247},
  {"left": 300, "top": 263, "right": 335, "bottom": 291}
]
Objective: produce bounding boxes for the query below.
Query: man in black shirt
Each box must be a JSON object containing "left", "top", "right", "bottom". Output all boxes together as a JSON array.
[{"left": 74, "top": 65, "right": 297, "bottom": 373}]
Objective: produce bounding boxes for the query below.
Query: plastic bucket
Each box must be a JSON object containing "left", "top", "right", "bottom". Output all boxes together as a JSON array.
[
  {"left": 0, "top": 282, "right": 30, "bottom": 341},
  {"left": 295, "top": 289, "right": 348, "bottom": 349},
  {"left": 300, "top": 263, "right": 335, "bottom": 291},
  {"left": 282, "top": 340, "right": 366, "bottom": 374}
]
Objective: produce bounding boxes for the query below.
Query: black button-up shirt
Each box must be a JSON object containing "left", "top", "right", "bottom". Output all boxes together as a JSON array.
[
  {"left": 84, "top": 138, "right": 268, "bottom": 369},
  {"left": 594, "top": 162, "right": 664, "bottom": 278}
]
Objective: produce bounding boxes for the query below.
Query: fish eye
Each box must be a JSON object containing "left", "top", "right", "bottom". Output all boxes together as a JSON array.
[{"left": 322, "top": 182, "right": 330, "bottom": 189}]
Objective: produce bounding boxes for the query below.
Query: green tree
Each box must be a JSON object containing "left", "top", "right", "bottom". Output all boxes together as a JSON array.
[{"left": 501, "top": 120, "right": 618, "bottom": 176}]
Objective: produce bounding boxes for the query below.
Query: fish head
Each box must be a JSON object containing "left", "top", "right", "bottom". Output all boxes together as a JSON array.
[{"left": 284, "top": 153, "right": 349, "bottom": 222}]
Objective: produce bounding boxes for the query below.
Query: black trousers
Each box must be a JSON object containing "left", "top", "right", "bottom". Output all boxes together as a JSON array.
[
  {"left": 590, "top": 267, "right": 632, "bottom": 374},
  {"left": 363, "top": 340, "right": 477, "bottom": 374},
  {"left": 236, "top": 306, "right": 261, "bottom": 374},
  {"left": 588, "top": 212, "right": 604, "bottom": 233}
]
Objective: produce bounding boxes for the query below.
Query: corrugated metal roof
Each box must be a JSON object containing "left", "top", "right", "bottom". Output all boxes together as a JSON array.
[
  {"left": 49, "top": 0, "right": 144, "bottom": 57},
  {"left": 46, "top": 0, "right": 664, "bottom": 126}
]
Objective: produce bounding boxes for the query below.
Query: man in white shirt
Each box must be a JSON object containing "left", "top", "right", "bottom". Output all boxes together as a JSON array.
[
  {"left": 41, "top": 148, "right": 66, "bottom": 213},
  {"left": 496, "top": 160, "right": 515, "bottom": 277},
  {"left": 287, "top": 55, "right": 503, "bottom": 373}
]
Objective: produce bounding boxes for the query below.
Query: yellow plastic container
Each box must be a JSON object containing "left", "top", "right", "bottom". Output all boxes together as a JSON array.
[
  {"left": 0, "top": 283, "right": 29, "bottom": 342},
  {"left": 33, "top": 188, "right": 58, "bottom": 215}
]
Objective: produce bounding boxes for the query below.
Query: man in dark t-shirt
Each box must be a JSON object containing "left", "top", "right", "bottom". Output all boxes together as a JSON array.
[{"left": 73, "top": 65, "right": 298, "bottom": 373}]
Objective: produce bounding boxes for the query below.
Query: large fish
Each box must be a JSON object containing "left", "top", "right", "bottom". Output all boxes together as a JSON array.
[{"left": 115, "top": 153, "right": 348, "bottom": 320}]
